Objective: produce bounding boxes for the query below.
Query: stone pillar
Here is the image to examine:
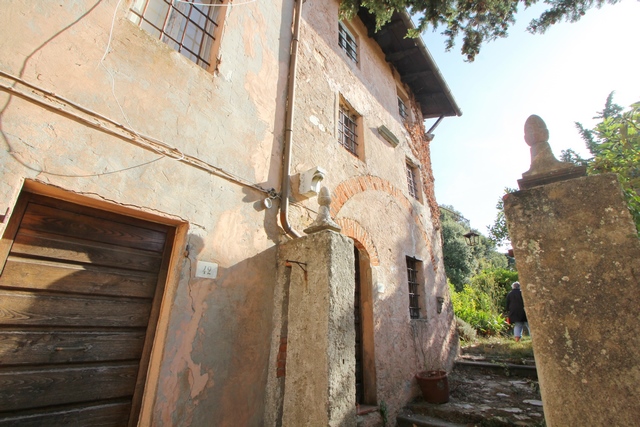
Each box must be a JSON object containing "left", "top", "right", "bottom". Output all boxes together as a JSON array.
[
  {"left": 504, "top": 116, "right": 640, "bottom": 426},
  {"left": 277, "top": 229, "right": 356, "bottom": 427}
]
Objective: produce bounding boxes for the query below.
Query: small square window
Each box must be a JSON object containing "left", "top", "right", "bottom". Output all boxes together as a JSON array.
[
  {"left": 406, "top": 162, "right": 420, "bottom": 200},
  {"left": 406, "top": 257, "right": 422, "bottom": 319},
  {"left": 398, "top": 97, "right": 408, "bottom": 120},
  {"left": 338, "top": 103, "right": 360, "bottom": 156},
  {"left": 339, "top": 22, "right": 358, "bottom": 63},
  {"left": 130, "top": 0, "right": 225, "bottom": 69}
]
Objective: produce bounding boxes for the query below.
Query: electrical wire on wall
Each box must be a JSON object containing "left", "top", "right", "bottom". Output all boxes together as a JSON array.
[
  {"left": 0, "top": 0, "right": 272, "bottom": 196},
  {"left": 0, "top": 70, "right": 273, "bottom": 196}
]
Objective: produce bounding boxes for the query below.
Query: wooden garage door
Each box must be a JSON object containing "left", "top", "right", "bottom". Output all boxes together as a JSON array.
[{"left": 0, "top": 193, "right": 174, "bottom": 426}]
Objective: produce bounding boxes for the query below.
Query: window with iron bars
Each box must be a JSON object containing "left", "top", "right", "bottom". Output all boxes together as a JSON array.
[
  {"left": 129, "top": 0, "right": 224, "bottom": 69},
  {"left": 338, "top": 104, "right": 359, "bottom": 156},
  {"left": 406, "top": 257, "right": 421, "bottom": 319},
  {"left": 406, "top": 162, "right": 419, "bottom": 200},
  {"left": 338, "top": 22, "right": 358, "bottom": 63},
  {"left": 398, "top": 96, "right": 408, "bottom": 120}
]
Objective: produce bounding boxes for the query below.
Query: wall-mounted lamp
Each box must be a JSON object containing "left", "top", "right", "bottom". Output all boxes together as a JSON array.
[
  {"left": 299, "top": 166, "right": 327, "bottom": 197},
  {"left": 436, "top": 296, "right": 445, "bottom": 314},
  {"left": 463, "top": 231, "right": 480, "bottom": 247}
]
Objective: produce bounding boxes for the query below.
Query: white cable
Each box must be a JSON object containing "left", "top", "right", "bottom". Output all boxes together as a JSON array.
[
  {"left": 99, "top": 0, "right": 123, "bottom": 65},
  {"left": 98, "top": 0, "right": 186, "bottom": 161}
]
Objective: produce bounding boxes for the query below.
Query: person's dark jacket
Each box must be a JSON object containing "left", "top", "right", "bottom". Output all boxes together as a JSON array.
[{"left": 506, "top": 288, "right": 527, "bottom": 322}]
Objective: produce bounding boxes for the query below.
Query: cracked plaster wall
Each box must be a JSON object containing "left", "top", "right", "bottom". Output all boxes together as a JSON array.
[{"left": 0, "top": 0, "right": 292, "bottom": 425}]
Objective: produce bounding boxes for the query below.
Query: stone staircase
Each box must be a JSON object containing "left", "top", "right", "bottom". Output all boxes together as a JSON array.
[{"left": 397, "top": 356, "right": 544, "bottom": 427}]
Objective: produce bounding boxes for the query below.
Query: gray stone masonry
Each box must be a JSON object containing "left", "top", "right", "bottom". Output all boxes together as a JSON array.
[
  {"left": 504, "top": 173, "right": 640, "bottom": 426},
  {"left": 278, "top": 230, "right": 356, "bottom": 427}
]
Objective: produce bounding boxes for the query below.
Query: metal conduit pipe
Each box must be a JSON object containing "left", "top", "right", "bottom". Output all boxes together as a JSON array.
[{"left": 279, "top": 0, "right": 303, "bottom": 239}]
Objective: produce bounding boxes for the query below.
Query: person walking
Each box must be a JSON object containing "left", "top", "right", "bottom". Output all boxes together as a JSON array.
[{"left": 506, "top": 281, "right": 530, "bottom": 342}]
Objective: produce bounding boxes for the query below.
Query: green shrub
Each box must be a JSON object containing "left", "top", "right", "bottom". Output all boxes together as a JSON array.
[
  {"left": 449, "top": 282, "right": 506, "bottom": 336},
  {"left": 470, "top": 268, "right": 518, "bottom": 313}
]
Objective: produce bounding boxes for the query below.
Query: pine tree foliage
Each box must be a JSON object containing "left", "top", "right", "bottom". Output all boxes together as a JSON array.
[
  {"left": 571, "top": 94, "right": 640, "bottom": 234},
  {"left": 339, "top": 0, "right": 621, "bottom": 61}
]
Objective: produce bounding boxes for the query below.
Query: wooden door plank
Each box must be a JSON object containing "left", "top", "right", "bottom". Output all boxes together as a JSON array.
[
  {"left": 20, "top": 203, "right": 167, "bottom": 253},
  {"left": 0, "top": 362, "right": 139, "bottom": 412},
  {"left": 0, "top": 330, "right": 146, "bottom": 365},
  {"left": 0, "top": 399, "right": 130, "bottom": 427},
  {"left": 27, "top": 193, "right": 171, "bottom": 234},
  {"left": 10, "top": 230, "right": 162, "bottom": 272},
  {"left": 0, "top": 291, "right": 152, "bottom": 328},
  {"left": 0, "top": 257, "right": 157, "bottom": 298}
]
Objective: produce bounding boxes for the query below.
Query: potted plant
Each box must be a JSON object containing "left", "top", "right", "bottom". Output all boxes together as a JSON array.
[
  {"left": 411, "top": 323, "right": 450, "bottom": 404},
  {"left": 415, "top": 370, "right": 449, "bottom": 403}
]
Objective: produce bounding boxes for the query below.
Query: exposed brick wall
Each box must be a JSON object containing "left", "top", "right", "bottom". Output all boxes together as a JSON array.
[
  {"left": 405, "top": 107, "right": 441, "bottom": 231},
  {"left": 335, "top": 217, "right": 380, "bottom": 266}
]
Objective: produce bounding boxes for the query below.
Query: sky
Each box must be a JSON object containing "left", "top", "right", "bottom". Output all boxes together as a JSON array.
[{"left": 420, "top": 0, "right": 639, "bottom": 241}]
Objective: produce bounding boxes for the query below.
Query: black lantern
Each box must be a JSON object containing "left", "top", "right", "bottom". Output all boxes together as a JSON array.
[{"left": 463, "top": 231, "right": 480, "bottom": 247}]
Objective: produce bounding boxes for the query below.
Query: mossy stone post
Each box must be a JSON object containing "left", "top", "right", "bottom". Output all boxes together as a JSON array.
[
  {"left": 276, "top": 188, "right": 356, "bottom": 426},
  {"left": 504, "top": 116, "right": 640, "bottom": 426}
]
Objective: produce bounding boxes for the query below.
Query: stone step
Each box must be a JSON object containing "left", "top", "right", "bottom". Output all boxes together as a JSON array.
[
  {"left": 454, "top": 359, "right": 538, "bottom": 379},
  {"left": 398, "top": 360, "right": 544, "bottom": 427},
  {"left": 397, "top": 413, "right": 468, "bottom": 427}
]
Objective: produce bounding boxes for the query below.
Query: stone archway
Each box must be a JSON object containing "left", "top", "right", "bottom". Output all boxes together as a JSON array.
[{"left": 331, "top": 175, "right": 438, "bottom": 270}]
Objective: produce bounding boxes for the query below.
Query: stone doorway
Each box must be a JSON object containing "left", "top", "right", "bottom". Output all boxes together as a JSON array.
[{"left": 352, "top": 243, "right": 376, "bottom": 406}]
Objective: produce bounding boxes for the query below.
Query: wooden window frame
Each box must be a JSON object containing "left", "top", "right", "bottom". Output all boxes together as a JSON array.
[
  {"left": 406, "top": 161, "right": 421, "bottom": 201},
  {"left": 338, "top": 21, "right": 358, "bottom": 64},
  {"left": 406, "top": 256, "right": 423, "bottom": 319},
  {"left": 338, "top": 101, "right": 362, "bottom": 158},
  {"left": 129, "top": 0, "right": 226, "bottom": 70}
]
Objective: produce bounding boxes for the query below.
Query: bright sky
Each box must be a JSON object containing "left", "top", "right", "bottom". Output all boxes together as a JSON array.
[{"left": 421, "top": 0, "right": 639, "bottom": 241}]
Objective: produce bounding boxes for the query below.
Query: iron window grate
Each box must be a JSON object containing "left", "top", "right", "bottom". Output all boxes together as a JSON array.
[
  {"left": 130, "top": 0, "right": 223, "bottom": 69},
  {"left": 398, "top": 96, "right": 408, "bottom": 120},
  {"left": 407, "top": 257, "right": 420, "bottom": 319},
  {"left": 339, "top": 105, "right": 359, "bottom": 156},
  {"left": 407, "top": 163, "right": 419, "bottom": 200},
  {"left": 338, "top": 22, "right": 358, "bottom": 63}
]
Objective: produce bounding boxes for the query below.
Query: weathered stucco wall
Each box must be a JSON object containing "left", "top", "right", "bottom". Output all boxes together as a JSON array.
[
  {"left": 287, "top": 0, "right": 458, "bottom": 419},
  {"left": 0, "top": 0, "right": 292, "bottom": 425},
  {"left": 0, "top": 0, "right": 458, "bottom": 424}
]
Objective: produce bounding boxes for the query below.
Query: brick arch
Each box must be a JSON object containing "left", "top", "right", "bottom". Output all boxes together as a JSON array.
[
  {"left": 331, "top": 175, "right": 438, "bottom": 270},
  {"left": 336, "top": 218, "right": 380, "bottom": 266}
]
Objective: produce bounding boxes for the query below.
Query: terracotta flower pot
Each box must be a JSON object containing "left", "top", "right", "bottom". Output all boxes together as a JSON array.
[{"left": 415, "top": 370, "right": 449, "bottom": 404}]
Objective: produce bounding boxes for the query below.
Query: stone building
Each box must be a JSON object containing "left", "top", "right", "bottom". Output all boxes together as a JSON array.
[{"left": 0, "top": 0, "right": 460, "bottom": 425}]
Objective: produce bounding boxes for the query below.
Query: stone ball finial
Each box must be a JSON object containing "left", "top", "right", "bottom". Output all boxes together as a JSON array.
[
  {"left": 317, "top": 186, "right": 332, "bottom": 208},
  {"left": 524, "top": 115, "right": 549, "bottom": 147},
  {"left": 518, "top": 114, "right": 586, "bottom": 189},
  {"left": 304, "top": 186, "right": 341, "bottom": 234}
]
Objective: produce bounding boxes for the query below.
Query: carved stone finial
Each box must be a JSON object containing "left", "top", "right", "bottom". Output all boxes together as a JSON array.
[
  {"left": 304, "top": 186, "right": 341, "bottom": 234},
  {"left": 518, "top": 115, "right": 586, "bottom": 190}
]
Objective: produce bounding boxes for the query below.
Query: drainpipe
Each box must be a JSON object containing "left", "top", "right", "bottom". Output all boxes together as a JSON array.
[{"left": 280, "top": 0, "right": 303, "bottom": 239}]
